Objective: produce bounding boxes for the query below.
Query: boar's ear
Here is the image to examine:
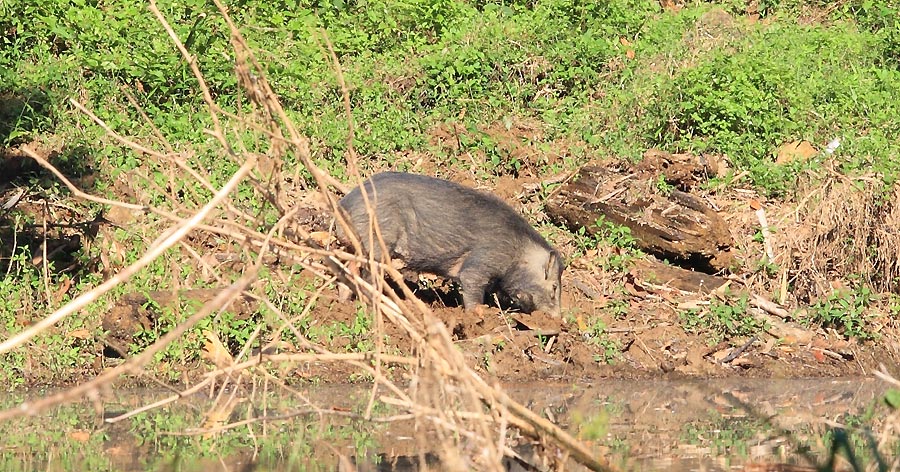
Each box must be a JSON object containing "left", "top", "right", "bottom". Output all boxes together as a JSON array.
[{"left": 544, "top": 251, "right": 559, "bottom": 280}]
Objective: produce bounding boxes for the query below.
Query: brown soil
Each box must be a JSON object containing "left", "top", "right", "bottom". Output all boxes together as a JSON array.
[{"left": 5, "top": 138, "right": 900, "bottom": 388}]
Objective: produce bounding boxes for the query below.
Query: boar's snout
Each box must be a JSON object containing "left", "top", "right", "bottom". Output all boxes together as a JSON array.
[{"left": 509, "top": 245, "right": 563, "bottom": 317}]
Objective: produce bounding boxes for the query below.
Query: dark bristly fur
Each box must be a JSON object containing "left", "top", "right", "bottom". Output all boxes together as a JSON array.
[{"left": 338, "top": 172, "right": 563, "bottom": 316}]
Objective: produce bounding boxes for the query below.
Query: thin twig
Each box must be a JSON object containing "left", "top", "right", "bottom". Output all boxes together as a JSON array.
[
  {"left": 0, "top": 152, "right": 256, "bottom": 355},
  {"left": 0, "top": 274, "right": 255, "bottom": 420},
  {"left": 21, "top": 146, "right": 146, "bottom": 212},
  {"left": 750, "top": 293, "right": 792, "bottom": 319}
]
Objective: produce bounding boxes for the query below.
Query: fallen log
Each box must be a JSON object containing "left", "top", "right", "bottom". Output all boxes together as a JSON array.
[
  {"left": 546, "top": 163, "right": 736, "bottom": 272},
  {"left": 631, "top": 259, "right": 729, "bottom": 293}
]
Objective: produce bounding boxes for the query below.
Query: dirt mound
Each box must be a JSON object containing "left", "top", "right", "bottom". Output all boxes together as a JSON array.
[{"left": 6, "top": 142, "right": 900, "bottom": 387}]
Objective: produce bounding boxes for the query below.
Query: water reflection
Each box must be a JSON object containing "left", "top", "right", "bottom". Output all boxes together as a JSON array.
[{"left": 0, "top": 378, "right": 890, "bottom": 471}]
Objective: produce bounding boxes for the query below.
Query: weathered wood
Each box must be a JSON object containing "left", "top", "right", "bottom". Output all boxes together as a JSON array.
[
  {"left": 630, "top": 259, "right": 729, "bottom": 293},
  {"left": 547, "top": 163, "right": 735, "bottom": 272}
]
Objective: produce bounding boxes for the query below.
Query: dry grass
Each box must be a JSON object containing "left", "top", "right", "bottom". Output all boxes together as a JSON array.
[
  {"left": 0, "top": 2, "right": 619, "bottom": 470},
  {"left": 786, "top": 166, "right": 900, "bottom": 302}
]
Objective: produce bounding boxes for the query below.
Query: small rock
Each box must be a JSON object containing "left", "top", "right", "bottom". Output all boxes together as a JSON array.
[{"left": 776, "top": 140, "right": 817, "bottom": 164}]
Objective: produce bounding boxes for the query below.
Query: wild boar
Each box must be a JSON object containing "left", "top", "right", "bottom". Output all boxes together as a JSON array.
[{"left": 337, "top": 172, "right": 563, "bottom": 316}]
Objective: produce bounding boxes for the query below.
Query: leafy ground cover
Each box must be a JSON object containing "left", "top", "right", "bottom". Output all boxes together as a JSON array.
[
  {"left": 0, "top": 0, "right": 898, "bottom": 387},
  {"left": 1, "top": 2, "right": 900, "bottom": 470}
]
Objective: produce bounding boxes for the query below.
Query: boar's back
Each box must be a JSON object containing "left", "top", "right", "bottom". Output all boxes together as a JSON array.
[{"left": 339, "top": 172, "right": 551, "bottom": 266}]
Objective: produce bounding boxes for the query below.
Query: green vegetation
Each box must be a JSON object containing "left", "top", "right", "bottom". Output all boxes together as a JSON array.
[
  {"left": 306, "top": 303, "right": 375, "bottom": 353},
  {"left": 3, "top": 1, "right": 899, "bottom": 184},
  {"left": 571, "top": 217, "right": 642, "bottom": 272},
  {"left": 0, "top": 240, "right": 102, "bottom": 388},
  {"left": 2, "top": 2, "right": 900, "bottom": 469},
  {"left": 583, "top": 316, "right": 622, "bottom": 364},
  {"left": 805, "top": 285, "right": 878, "bottom": 341},
  {"left": 885, "top": 389, "right": 900, "bottom": 410},
  {"left": 592, "top": 217, "right": 643, "bottom": 271},
  {"left": 0, "top": 390, "right": 380, "bottom": 471},
  {"left": 0, "top": 0, "right": 897, "bottom": 383},
  {"left": 679, "top": 293, "right": 767, "bottom": 344},
  {"left": 681, "top": 416, "right": 766, "bottom": 458},
  {"left": 679, "top": 407, "right": 889, "bottom": 470},
  {"left": 572, "top": 406, "right": 611, "bottom": 441}
]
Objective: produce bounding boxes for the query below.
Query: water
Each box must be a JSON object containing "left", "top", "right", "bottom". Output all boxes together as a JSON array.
[
  {"left": 517, "top": 377, "right": 889, "bottom": 471},
  {"left": 0, "top": 378, "right": 891, "bottom": 471}
]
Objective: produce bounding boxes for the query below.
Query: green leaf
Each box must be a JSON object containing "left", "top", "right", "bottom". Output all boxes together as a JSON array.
[{"left": 885, "top": 389, "right": 900, "bottom": 410}]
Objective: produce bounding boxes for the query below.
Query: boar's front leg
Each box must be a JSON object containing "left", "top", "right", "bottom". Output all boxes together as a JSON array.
[{"left": 457, "top": 255, "right": 492, "bottom": 311}]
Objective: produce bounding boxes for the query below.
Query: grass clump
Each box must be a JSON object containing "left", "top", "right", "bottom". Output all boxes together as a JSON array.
[
  {"left": 679, "top": 293, "right": 767, "bottom": 344},
  {"left": 644, "top": 18, "right": 900, "bottom": 194},
  {"left": 805, "top": 286, "right": 878, "bottom": 341},
  {"left": 4, "top": 0, "right": 900, "bottom": 192}
]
